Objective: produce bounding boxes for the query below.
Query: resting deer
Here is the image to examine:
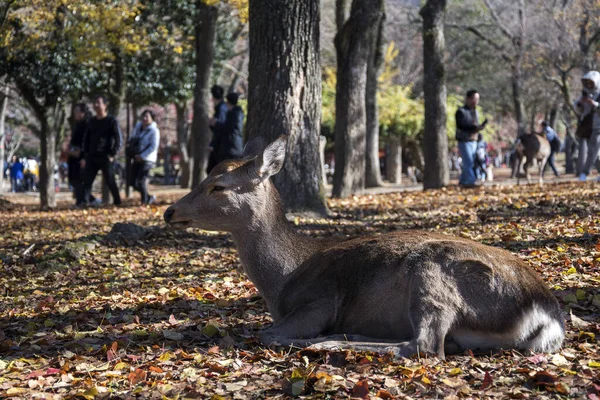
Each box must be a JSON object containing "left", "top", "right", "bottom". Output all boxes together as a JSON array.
[
  {"left": 164, "top": 136, "right": 564, "bottom": 359},
  {"left": 511, "top": 133, "right": 551, "bottom": 185}
]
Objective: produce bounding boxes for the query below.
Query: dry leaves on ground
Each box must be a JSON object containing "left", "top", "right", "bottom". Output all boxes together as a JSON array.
[{"left": 0, "top": 181, "right": 599, "bottom": 398}]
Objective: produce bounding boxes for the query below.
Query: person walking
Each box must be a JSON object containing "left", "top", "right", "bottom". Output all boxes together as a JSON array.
[
  {"left": 82, "top": 95, "right": 122, "bottom": 206},
  {"left": 575, "top": 71, "right": 600, "bottom": 181},
  {"left": 68, "top": 103, "right": 96, "bottom": 206},
  {"left": 207, "top": 85, "right": 229, "bottom": 173},
  {"left": 541, "top": 121, "right": 561, "bottom": 177},
  {"left": 9, "top": 155, "right": 24, "bottom": 192},
  {"left": 209, "top": 92, "right": 244, "bottom": 165},
  {"left": 126, "top": 109, "right": 160, "bottom": 204},
  {"left": 455, "top": 89, "right": 487, "bottom": 188}
]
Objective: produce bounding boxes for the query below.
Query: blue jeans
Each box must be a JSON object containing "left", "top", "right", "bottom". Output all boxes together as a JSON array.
[{"left": 458, "top": 141, "right": 477, "bottom": 185}]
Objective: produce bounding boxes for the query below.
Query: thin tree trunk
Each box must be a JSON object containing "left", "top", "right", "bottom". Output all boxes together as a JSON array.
[
  {"left": 365, "top": 1, "right": 385, "bottom": 188},
  {"left": 176, "top": 102, "right": 192, "bottom": 189},
  {"left": 0, "top": 86, "right": 8, "bottom": 194},
  {"left": 246, "top": 0, "right": 327, "bottom": 214},
  {"left": 549, "top": 106, "right": 558, "bottom": 128},
  {"left": 191, "top": 2, "right": 217, "bottom": 188},
  {"left": 125, "top": 102, "right": 131, "bottom": 198},
  {"left": 386, "top": 136, "right": 401, "bottom": 184},
  {"left": 420, "top": 0, "right": 448, "bottom": 189},
  {"left": 39, "top": 117, "right": 56, "bottom": 209},
  {"left": 332, "top": 0, "right": 384, "bottom": 198}
]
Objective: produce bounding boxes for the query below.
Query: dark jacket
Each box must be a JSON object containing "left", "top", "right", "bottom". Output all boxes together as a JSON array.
[
  {"left": 455, "top": 105, "right": 480, "bottom": 142},
  {"left": 83, "top": 115, "right": 122, "bottom": 157},
  {"left": 69, "top": 120, "right": 88, "bottom": 160},
  {"left": 214, "top": 106, "right": 244, "bottom": 163}
]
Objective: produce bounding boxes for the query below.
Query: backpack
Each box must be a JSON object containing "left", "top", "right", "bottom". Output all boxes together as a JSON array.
[
  {"left": 576, "top": 93, "right": 600, "bottom": 139},
  {"left": 126, "top": 125, "right": 152, "bottom": 158}
]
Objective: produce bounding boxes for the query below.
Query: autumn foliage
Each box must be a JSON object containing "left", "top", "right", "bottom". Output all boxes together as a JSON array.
[{"left": 0, "top": 182, "right": 599, "bottom": 397}]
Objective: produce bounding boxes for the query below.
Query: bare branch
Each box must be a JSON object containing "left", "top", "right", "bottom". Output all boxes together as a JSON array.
[{"left": 482, "top": 0, "right": 514, "bottom": 40}]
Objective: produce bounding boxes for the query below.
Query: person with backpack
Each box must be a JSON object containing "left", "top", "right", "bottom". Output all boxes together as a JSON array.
[
  {"left": 82, "top": 94, "right": 122, "bottom": 206},
  {"left": 574, "top": 71, "right": 600, "bottom": 181},
  {"left": 126, "top": 109, "right": 160, "bottom": 204},
  {"left": 541, "top": 121, "right": 561, "bottom": 177}
]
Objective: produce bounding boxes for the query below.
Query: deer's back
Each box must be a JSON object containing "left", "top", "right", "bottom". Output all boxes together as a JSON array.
[
  {"left": 519, "top": 133, "right": 551, "bottom": 159},
  {"left": 276, "top": 231, "right": 557, "bottom": 338}
]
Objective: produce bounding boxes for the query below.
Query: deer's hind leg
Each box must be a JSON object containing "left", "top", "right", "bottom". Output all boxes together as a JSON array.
[
  {"left": 538, "top": 157, "right": 547, "bottom": 186},
  {"left": 523, "top": 157, "right": 533, "bottom": 184}
]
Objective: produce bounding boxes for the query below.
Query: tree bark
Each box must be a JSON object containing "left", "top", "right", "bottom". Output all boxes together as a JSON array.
[
  {"left": 365, "top": 0, "right": 385, "bottom": 188},
  {"left": 176, "top": 102, "right": 192, "bottom": 189},
  {"left": 386, "top": 136, "right": 401, "bottom": 184},
  {"left": 39, "top": 117, "right": 56, "bottom": 209},
  {"left": 420, "top": 0, "right": 448, "bottom": 189},
  {"left": 319, "top": 135, "right": 327, "bottom": 187},
  {"left": 511, "top": 64, "right": 527, "bottom": 135},
  {"left": 246, "top": 0, "right": 327, "bottom": 214},
  {"left": 332, "top": 0, "right": 384, "bottom": 198},
  {"left": 191, "top": 2, "right": 217, "bottom": 188},
  {"left": 0, "top": 85, "right": 8, "bottom": 194}
]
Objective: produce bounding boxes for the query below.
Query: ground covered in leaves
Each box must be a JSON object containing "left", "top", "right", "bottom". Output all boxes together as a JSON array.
[{"left": 0, "top": 182, "right": 599, "bottom": 399}]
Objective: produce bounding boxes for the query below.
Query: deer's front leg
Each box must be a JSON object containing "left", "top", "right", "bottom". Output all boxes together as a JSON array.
[{"left": 260, "top": 300, "right": 335, "bottom": 345}]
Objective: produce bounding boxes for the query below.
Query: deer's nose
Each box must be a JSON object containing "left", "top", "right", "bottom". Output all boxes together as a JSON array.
[{"left": 164, "top": 207, "right": 176, "bottom": 224}]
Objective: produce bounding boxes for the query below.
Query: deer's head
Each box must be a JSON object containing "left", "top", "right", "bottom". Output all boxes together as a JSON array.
[{"left": 164, "top": 136, "right": 287, "bottom": 232}]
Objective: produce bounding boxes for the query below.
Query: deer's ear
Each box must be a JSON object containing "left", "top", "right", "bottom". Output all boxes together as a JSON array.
[
  {"left": 243, "top": 136, "right": 266, "bottom": 158},
  {"left": 255, "top": 135, "right": 287, "bottom": 178}
]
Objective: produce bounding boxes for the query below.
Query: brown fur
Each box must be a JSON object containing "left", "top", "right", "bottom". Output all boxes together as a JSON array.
[
  {"left": 165, "top": 136, "right": 564, "bottom": 359},
  {"left": 511, "top": 133, "right": 551, "bottom": 185}
]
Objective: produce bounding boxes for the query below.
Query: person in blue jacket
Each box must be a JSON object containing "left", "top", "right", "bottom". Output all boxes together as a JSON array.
[{"left": 9, "top": 155, "right": 24, "bottom": 192}]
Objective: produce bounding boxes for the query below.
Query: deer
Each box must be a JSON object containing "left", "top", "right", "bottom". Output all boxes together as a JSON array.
[
  {"left": 164, "top": 136, "right": 564, "bottom": 359},
  {"left": 511, "top": 132, "right": 551, "bottom": 185}
]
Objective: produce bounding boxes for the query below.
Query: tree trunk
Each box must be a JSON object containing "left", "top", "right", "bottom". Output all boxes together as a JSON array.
[
  {"left": 191, "top": 2, "right": 217, "bottom": 188},
  {"left": 176, "top": 102, "right": 192, "bottom": 189},
  {"left": 511, "top": 65, "right": 527, "bottom": 136},
  {"left": 549, "top": 106, "right": 558, "bottom": 128},
  {"left": 0, "top": 86, "right": 8, "bottom": 194},
  {"left": 420, "top": 0, "right": 448, "bottom": 189},
  {"left": 386, "top": 136, "right": 402, "bottom": 184},
  {"left": 39, "top": 117, "right": 56, "bottom": 209},
  {"left": 332, "top": 0, "right": 384, "bottom": 198},
  {"left": 124, "top": 103, "right": 131, "bottom": 198},
  {"left": 246, "top": 0, "right": 327, "bottom": 214},
  {"left": 365, "top": 1, "right": 385, "bottom": 188}
]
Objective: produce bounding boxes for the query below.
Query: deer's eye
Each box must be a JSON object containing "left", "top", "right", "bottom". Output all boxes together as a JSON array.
[{"left": 210, "top": 185, "right": 226, "bottom": 194}]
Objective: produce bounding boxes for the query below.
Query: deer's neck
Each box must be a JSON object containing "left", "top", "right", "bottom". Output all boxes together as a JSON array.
[{"left": 230, "top": 189, "right": 318, "bottom": 318}]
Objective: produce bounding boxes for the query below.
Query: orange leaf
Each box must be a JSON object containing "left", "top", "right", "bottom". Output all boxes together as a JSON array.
[
  {"left": 128, "top": 368, "right": 147, "bottom": 386},
  {"left": 149, "top": 366, "right": 164, "bottom": 373},
  {"left": 351, "top": 379, "right": 370, "bottom": 399}
]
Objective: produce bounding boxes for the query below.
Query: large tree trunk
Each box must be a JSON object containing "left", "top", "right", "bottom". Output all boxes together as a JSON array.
[
  {"left": 365, "top": 1, "right": 385, "bottom": 188},
  {"left": 246, "top": 0, "right": 327, "bottom": 214},
  {"left": 420, "top": 0, "right": 448, "bottom": 189},
  {"left": 191, "top": 2, "right": 217, "bottom": 188},
  {"left": 0, "top": 86, "right": 8, "bottom": 194},
  {"left": 332, "top": 0, "right": 384, "bottom": 198},
  {"left": 176, "top": 102, "right": 192, "bottom": 189}
]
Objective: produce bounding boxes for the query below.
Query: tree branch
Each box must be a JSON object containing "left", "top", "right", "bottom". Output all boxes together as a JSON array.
[
  {"left": 482, "top": 0, "right": 514, "bottom": 40},
  {"left": 462, "top": 25, "right": 513, "bottom": 63}
]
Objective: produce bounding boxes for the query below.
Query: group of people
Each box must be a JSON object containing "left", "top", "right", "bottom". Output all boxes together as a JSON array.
[
  {"left": 6, "top": 155, "right": 38, "bottom": 192},
  {"left": 207, "top": 85, "right": 244, "bottom": 173},
  {"left": 455, "top": 70, "right": 600, "bottom": 187},
  {"left": 68, "top": 95, "right": 159, "bottom": 207}
]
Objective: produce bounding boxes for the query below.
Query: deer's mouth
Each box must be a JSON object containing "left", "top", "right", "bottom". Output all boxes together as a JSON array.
[{"left": 167, "top": 221, "right": 191, "bottom": 229}]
